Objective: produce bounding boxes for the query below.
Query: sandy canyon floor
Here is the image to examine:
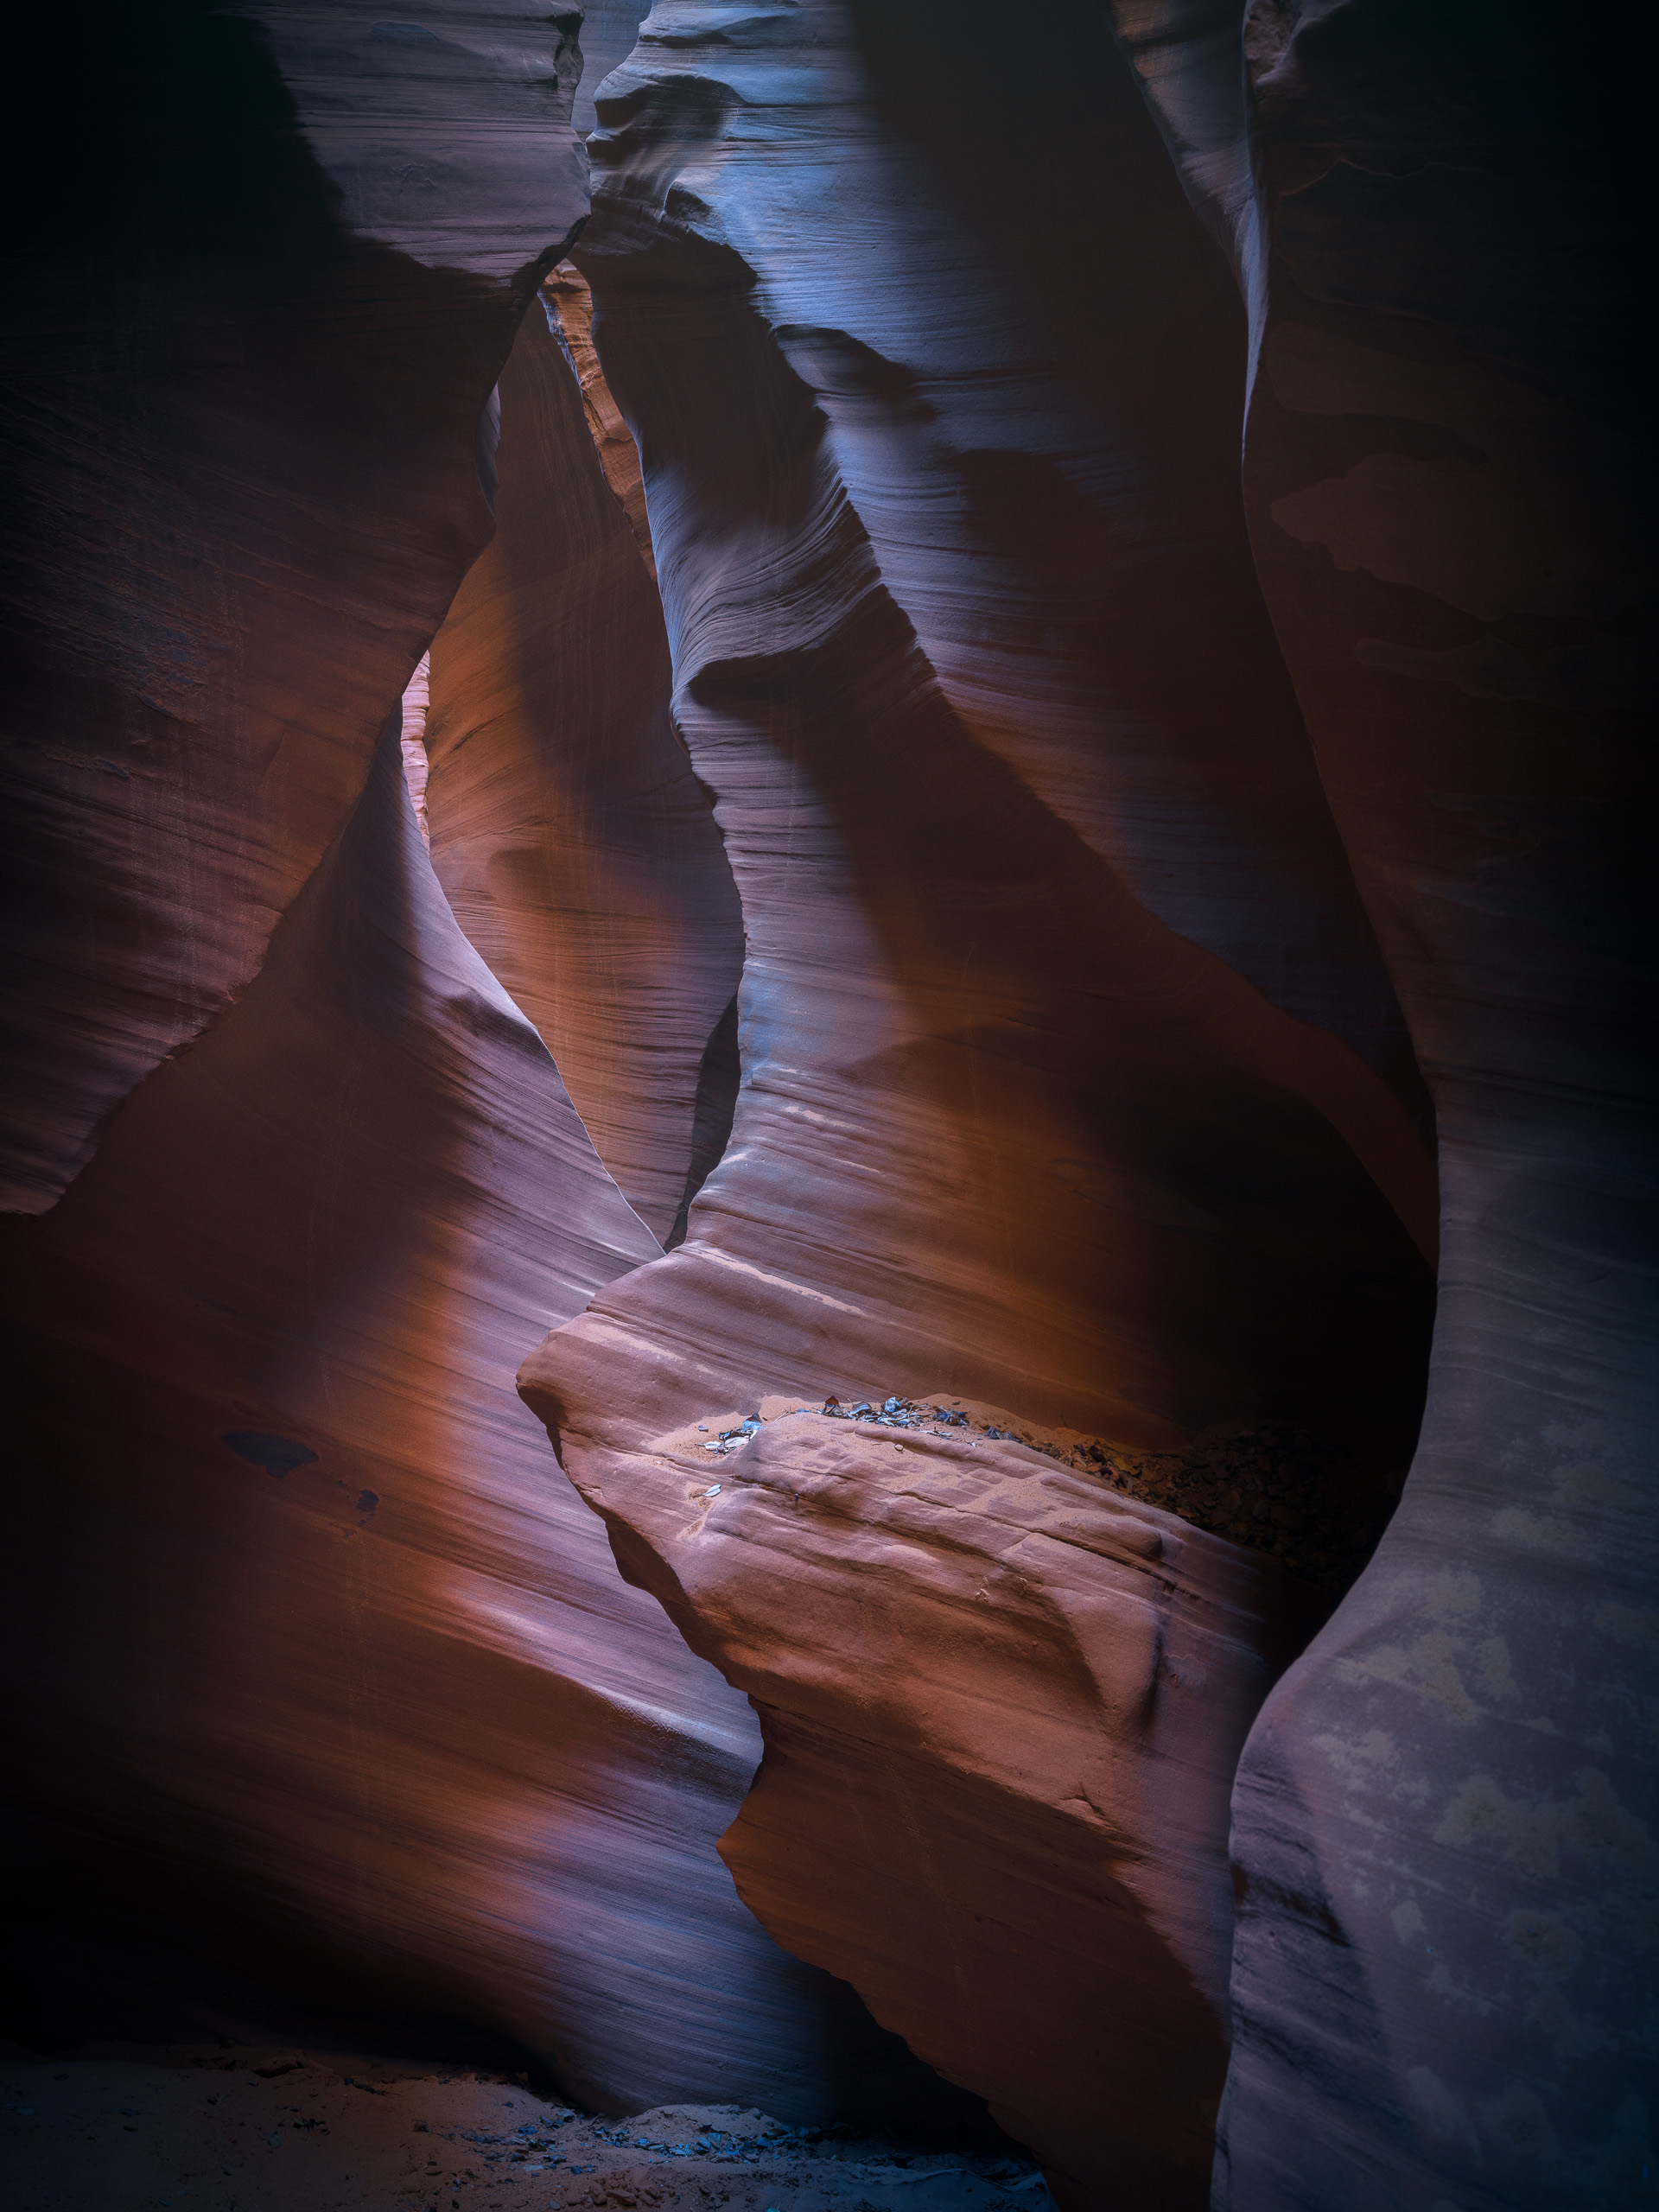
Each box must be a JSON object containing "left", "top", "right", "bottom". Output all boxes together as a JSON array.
[{"left": 0, "top": 2045, "right": 1055, "bottom": 2212}]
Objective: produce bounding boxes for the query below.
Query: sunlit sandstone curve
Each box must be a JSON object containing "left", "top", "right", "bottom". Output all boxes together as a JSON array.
[{"left": 1, "top": 6, "right": 1649, "bottom": 2209}]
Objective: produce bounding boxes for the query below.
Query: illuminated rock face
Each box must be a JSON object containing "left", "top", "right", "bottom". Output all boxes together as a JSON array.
[
  {"left": 0, "top": 0, "right": 937, "bottom": 2128},
  {"left": 3, "top": 2, "right": 1649, "bottom": 2206},
  {"left": 518, "top": 3, "right": 1433, "bottom": 2199},
  {"left": 2, "top": 721, "right": 940, "bottom": 2116},
  {"left": 539, "top": 2, "right": 1437, "bottom": 1454},
  {"left": 521, "top": 3, "right": 1647, "bottom": 2204},
  {"left": 521, "top": 1402, "right": 1323, "bottom": 2209},
  {"left": 422, "top": 277, "right": 742, "bottom": 1247},
  {"left": 1, "top": 0, "right": 588, "bottom": 1216}
]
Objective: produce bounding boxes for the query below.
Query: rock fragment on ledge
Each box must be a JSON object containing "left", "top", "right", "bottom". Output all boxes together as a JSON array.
[{"left": 526, "top": 1394, "right": 1324, "bottom": 2209}]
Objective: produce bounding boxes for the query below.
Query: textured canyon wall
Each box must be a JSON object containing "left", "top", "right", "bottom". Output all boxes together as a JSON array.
[
  {"left": 2, "top": 712, "right": 937, "bottom": 2119},
  {"left": 0, "top": 0, "right": 583, "bottom": 1214},
  {"left": 3, "top": 1, "right": 1648, "bottom": 2204},
  {"left": 548, "top": 0, "right": 1438, "bottom": 1445},
  {"left": 520, "top": 2, "right": 1445, "bottom": 2202},
  {"left": 1, "top": 0, "right": 948, "bottom": 2130},
  {"left": 584, "top": 0, "right": 1436, "bottom": 1146},
  {"left": 421, "top": 275, "right": 743, "bottom": 1248},
  {"left": 526, "top": 1398, "right": 1324, "bottom": 2208},
  {"left": 519, "top": 2, "right": 1653, "bottom": 2204},
  {"left": 1216, "top": 10, "right": 1654, "bottom": 2208}
]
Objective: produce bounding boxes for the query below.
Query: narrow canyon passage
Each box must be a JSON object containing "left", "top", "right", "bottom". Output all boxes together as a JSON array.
[{"left": 2, "top": 6, "right": 1650, "bottom": 2212}]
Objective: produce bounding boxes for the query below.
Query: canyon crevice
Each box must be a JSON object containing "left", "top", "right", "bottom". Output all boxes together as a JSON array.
[{"left": 3, "top": 4, "right": 1650, "bottom": 2210}]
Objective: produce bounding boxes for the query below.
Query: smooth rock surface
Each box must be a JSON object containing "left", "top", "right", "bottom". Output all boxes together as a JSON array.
[
  {"left": 582, "top": 0, "right": 1432, "bottom": 1135},
  {"left": 5, "top": 4, "right": 1649, "bottom": 2209},
  {"left": 528, "top": 1406, "right": 1322, "bottom": 2208},
  {"left": 422, "top": 276, "right": 742, "bottom": 1244},
  {"left": 514, "top": 6, "right": 1446, "bottom": 2196},
  {"left": 0, "top": 0, "right": 584, "bottom": 1213},
  {"left": 1, "top": 726, "right": 933, "bottom": 2118},
  {"left": 556, "top": 245, "right": 1434, "bottom": 1435},
  {"left": 1213, "top": 10, "right": 1657, "bottom": 2207},
  {"left": 1090, "top": 0, "right": 1658, "bottom": 2199}
]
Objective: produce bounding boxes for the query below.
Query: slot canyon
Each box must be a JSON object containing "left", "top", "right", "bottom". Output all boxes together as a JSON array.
[{"left": 1, "top": 3, "right": 1651, "bottom": 2209}]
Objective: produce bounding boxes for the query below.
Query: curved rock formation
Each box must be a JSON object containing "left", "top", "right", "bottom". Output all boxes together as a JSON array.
[
  {"left": 0, "top": 0, "right": 584, "bottom": 1214},
  {"left": 516, "top": 4, "right": 1649, "bottom": 2204},
  {"left": 543, "top": 259, "right": 659, "bottom": 575},
  {"left": 2, "top": 721, "right": 934, "bottom": 2115},
  {"left": 527, "top": 1401, "right": 1323, "bottom": 2208},
  {"left": 422, "top": 274, "right": 742, "bottom": 1244},
  {"left": 1071, "top": 3, "right": 1658, "bottom": 2200},
  {"left": 596, "top": 0, "right": 1430, "bottom": 1135},
  {"left": 4, "top": 3, "right": 1649, "bottom": 2207},
  {"left": 0, "top": 2, "right": 950, "bottom": 2117},
  {"left": 518, "top": 3, "right": 1439, "bottom": 2197},
  {"left": 550, "top": 213, "right": 1434, "bottom": 1441},
  {"left": 1222, "top": 13, "right": 1654, "bottom": 2209}
]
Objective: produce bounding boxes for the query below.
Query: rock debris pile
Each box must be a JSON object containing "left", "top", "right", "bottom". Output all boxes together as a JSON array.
[
  {"left": 696, "top": 1395, "right": 1396, "bottom": 1593},
  {"left": 1039, "top": 1425, "right": 1395, "bottom": 1592},
  {"left": 0, "top": 2048, "right": 1048, "bottom": 2212}
]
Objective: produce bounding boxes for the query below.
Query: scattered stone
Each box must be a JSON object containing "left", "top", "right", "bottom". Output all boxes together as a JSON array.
[{"left": 688, "top": 1392, "right": 1402, "bottom": 1593}]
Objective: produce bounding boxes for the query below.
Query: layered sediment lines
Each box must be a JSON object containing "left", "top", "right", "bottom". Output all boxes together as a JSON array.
[
  {"left": 0, "top": 0, "right": 942, "bottom": 2128},
  {"left": 523, "top": 3, "right": 1440, "bottom": 2197},
  {"left": 4, "top": 4, "right": 1647, "bottom": 2207},
  {"left": 0, "top": 1, "right": 587, "bottom": 1214},
  {"left": 2, "top": 724, "right": 928, "bottom": 2114},
  {"left": 529, "top": 1403, "right": 1322, "bottom": 2208},
  {"left": 422, "top": 275, "right": 742, "bottom": 1246},
  {"left": 1098, "top": 7, "right": 1657, "bottom": 2205},
  {"left": 589, "top": 0, "right": 1431, "bottom": 1132}
]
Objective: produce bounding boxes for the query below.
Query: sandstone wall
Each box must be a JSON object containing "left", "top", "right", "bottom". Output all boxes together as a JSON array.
[
  {"left": 3, "top": 4, "right": 1649, "bottom": 2206},
  {"left": 2, "top": 0, "right": 943, "bottom": 2126}
]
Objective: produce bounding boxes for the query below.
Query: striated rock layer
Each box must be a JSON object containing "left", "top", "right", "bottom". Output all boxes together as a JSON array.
[
  {"left": 3, "top": 2, "right": 1647, "bottom": 2205},
  {"left": 608, "top": 0, "right": 1433, "bottom": 1142},
  {"left": 1, "top": 0, "right": 957, "bottom": 2126},
  {"left": 422, "top": 274, "right": 742, "bottom": 1246},
  {"left": 1108, "top": 5, "right": 1658, "bottom": 2204},
  {"left": 523, "top": 1, "right": 1439, "bottom": 2200},
  {"left": 523, "top": 1400, "right": 1324, "bottom": 2208},
  {"left": 2, "top": 721, "right": 942, "bottom": 2117},
  {"left": 520, "top": 3, "right": 1649, "bottom": 2204},
  {"left": 0, "top": 0, "right": 586, "bottom": 1214}
]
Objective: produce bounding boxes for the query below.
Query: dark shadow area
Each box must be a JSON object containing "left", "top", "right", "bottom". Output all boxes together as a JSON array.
[
  {"left": 834, "top": 0, "right": 1433, "bottom": 1134},
  {"left": 3, "top": 1815, "right": 1017, "bottom": 2150},
  {"left": 666, "top": 992, "right": 741, "bottom": 1249},
  {"left": 3, "top": 3, "right": 346, "bottom": 267},
  {"left": 2, "top": 1821, "right": 544, "bottom": 2080}
]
